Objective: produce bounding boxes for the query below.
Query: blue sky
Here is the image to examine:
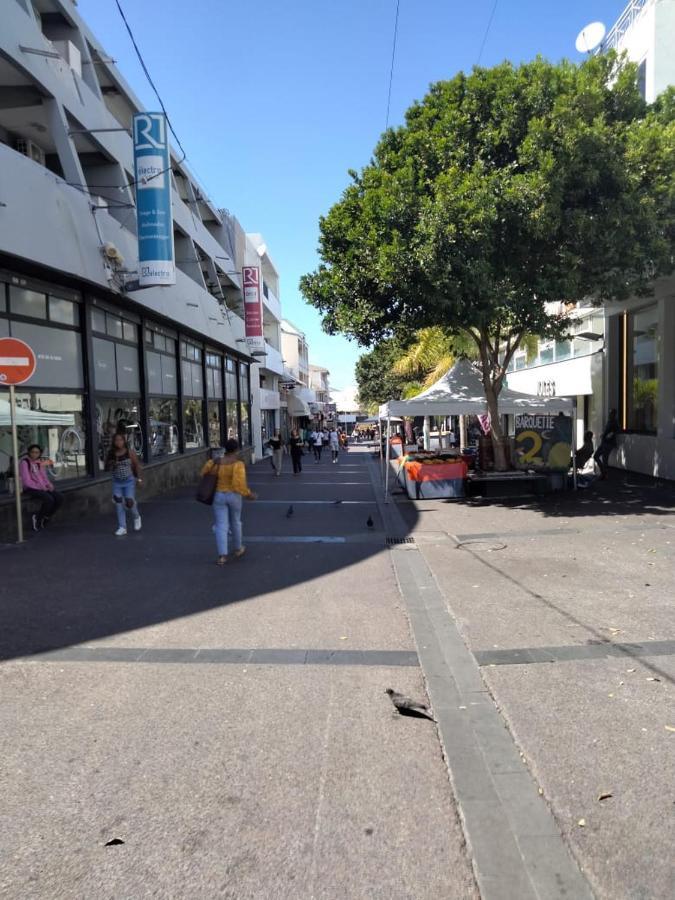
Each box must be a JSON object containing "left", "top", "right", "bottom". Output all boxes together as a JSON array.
[{"left": 79, "top": 0, "right": 626, "bottom": 391}]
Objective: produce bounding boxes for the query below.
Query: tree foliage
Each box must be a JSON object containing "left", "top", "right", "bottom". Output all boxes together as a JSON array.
[
  {"left": 354, "top": 337, "right": 411, "bottom": 412},
  {"left": 301, "top": 56, "right": 674, "bottom": 466}
]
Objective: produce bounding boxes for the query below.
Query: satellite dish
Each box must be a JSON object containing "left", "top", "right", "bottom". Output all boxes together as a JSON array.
[{"left": 575, "top": 21, "right": 606, "bottom": 54}]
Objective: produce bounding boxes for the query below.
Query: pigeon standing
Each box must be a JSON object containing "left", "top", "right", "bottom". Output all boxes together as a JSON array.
[
  {"left": 366, "top": 516, "right": 374, "bottom": 529},
  {"left": 286, "top": 505, "right": 294, "bottom": 518},
  {"left": 385, "top": 688, "right": 434, "bottom": 720}
]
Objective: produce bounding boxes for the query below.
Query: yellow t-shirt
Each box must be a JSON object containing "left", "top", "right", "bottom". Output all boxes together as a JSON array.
[{"left": 201, "top": 459, "right": 254, "bottom": 497}]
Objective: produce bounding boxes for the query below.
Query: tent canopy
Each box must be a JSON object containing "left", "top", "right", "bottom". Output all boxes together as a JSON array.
[
  {"left": 379, "top": 359, "right": 573, "bottom": 418},
  {"left": 286, "top": 392, "right": 311, "bottom": 417},
  {"left": 0, "top": 399, "right": 75, "bottom": 427}
]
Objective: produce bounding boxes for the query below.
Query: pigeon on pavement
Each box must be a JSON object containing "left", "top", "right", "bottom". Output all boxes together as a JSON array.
[
  {"left": 385, "top": 688, "right": 434, "bottom": 720},
  {"left": 286, "top": 505, "right": 294, "bottom": 518}
]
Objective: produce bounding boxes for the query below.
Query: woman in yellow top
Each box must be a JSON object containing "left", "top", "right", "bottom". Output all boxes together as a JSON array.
[{"left": 201, "top": 438, "right": 256, "bottom": 566}]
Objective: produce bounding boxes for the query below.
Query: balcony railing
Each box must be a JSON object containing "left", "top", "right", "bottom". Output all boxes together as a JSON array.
[{"left": 600, "top": 0, "right": 651, "bottom": 52}]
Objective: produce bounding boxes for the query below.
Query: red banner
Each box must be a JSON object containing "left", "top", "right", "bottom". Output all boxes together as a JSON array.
[{"left": 242, "top": 266, "right": 264, "bottom": 351}]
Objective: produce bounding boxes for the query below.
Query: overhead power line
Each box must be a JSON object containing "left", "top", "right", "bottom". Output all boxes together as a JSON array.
[
  {"left": 477, "top": 0, "right": 498, "bottom": 66},
  {"left": 113, "top": 0, "right": 187, "bottom": 161},
  {"left": 385, "top": 0, "right": 401, "bottom": 130}
]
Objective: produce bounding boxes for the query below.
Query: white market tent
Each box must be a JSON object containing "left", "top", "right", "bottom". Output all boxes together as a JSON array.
[
  {"left": 379, "top": 359, "right": 573, "bottom": 418},
  {"left": 0, "top": 399, "right": 75, "bottom": 427},
  {"left": 378, "top": 359, "right": 575, "bottom": 500}
]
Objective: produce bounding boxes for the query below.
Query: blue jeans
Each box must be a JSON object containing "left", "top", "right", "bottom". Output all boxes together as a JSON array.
[
  {"left": 212, "top": 491, "right": 243, "bottom": 556},
  {"left": 112, "top": 478, "right": 139, "bottom": 529}
]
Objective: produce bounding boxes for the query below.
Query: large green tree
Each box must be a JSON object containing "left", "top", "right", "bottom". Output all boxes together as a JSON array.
[
  {"left": 354, "top": 337, "right": 410, "bottom": 413},
  {"left": 301, "top": 56, "right": 674, "bottom": 468}
]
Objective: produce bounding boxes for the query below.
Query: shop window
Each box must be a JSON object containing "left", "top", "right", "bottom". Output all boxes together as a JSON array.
[
  {"left": 206, "top": 352, "right": 223, "bottom": 399},
  {"left": 149, "top": 398, "right": 179, "bottom": 458},
  {"left": 93, "top": 337, "right": 140, "bottom": 393},
  {"left": 207, "top": 401, "right": 222, "bottom": 447},
  {"left": 239, "top": 402, "right": 250, "bottom": 447},
  {"left": 0, "top": 393, "right": 87, "bottom": 491},
  {"left": 181, "top": 340, "right": 205, "bottom": 398},
  {"left": 627, "top": 305, "right": 658, "bottom": 433},
  {"left": 9, "top": 286, "right": 47, "bottom": 320},
  {"left": 0, "top": 285, "right": 6, "bottom": 313},
  {"left": 11, "top": 320, "right": 84, "bottom": 389},
  {"left": 96, "top": 397, "right": 143, "bottom": 470},
  {"left": 183, "top": 399, "right": 205, "bottom": 449},
  {"left": 225, "top": 400, "right": 239, "bottom": 442},
  {"left": 49, "top": 296, "right": 78, "bottom": 326}
]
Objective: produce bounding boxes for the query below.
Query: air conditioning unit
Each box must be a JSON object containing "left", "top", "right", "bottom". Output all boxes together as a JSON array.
[
  {"left": 51, "top": 40, "right": 82, "bottom": 78},
  {"left": 15, "top": 138, "right": 46, "bottom": 167}
]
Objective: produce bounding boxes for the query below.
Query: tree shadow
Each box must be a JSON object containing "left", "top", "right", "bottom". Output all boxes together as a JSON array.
[{"left": 436, "top": 470, "right": 675, "bottom": 519}]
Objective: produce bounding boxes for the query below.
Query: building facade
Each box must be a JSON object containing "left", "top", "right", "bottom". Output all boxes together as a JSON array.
[
  {"left": 507, "top": 0, "right": 675, "bottom": 479},
  {"left": 599, "top": 0, "right": 675, "bottom": 478},
  {"left": 0, "top": 0, "right": 282, "bottom": 529}
]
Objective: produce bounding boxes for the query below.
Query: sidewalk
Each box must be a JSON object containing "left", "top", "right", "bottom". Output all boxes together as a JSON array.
[
  {"left": 0, "top": 448, "right": 476, "bottom": 900},
  {"left": 390, "top": 469, "right": 675, "bottom": 900}
]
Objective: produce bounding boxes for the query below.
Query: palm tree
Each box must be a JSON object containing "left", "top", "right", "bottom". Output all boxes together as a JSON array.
[{"left": 394, "top": 327, "right": 474, "bottom": 388}]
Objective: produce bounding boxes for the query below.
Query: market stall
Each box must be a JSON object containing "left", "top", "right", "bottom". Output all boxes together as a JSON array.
[{"left": 378, "top": 360, "right": 575, "bottom": 502}]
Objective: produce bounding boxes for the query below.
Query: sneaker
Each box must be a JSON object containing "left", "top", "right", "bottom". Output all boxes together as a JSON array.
[
  {"left": 234, "top": 547, "right": 246, "bottom": 559},
  {"left": 133, "top": 516, "right": 142, "bottom": 532},
  {"left": 31, "top": 513, "right": 39, "bottom": 532},
  {"left": 114, "top": 527, "right": 127, "bottom": 536}
]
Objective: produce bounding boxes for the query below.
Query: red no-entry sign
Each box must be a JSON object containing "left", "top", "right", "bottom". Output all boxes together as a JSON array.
[{"left": 0, "top": 337, "right": 36, "bottom": 386}]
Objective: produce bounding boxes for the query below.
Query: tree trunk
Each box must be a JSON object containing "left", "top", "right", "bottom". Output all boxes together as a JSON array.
[{"left": 484, "top": 379, "right": 508, "bottom": 471}]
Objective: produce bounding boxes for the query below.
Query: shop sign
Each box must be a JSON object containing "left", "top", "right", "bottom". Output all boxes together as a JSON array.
[
  {"left": 514, "top": 412, "right": 572, "bottom": 471},
  {"left": 537, "top": 380, "right": 556, "bottom": 397},
  {"left": 242, "top": 266, "right": 264, "bottom": 352},
  {"left": 133, "top": 112, "right": 175, "bottom": 286}
]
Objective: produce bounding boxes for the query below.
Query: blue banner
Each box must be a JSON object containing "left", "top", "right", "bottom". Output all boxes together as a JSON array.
[{"left": 133, "top": 112, "right": 175, "bottom": 286}]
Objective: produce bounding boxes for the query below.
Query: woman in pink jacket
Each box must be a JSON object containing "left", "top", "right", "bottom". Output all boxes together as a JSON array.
[{"left": 19, "top": 444, "right": 64, "bottom": 531}]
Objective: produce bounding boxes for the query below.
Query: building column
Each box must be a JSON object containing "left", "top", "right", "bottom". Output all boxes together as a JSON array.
[{"left": 44, "top": 98, "right": 87, "bottom": 187}]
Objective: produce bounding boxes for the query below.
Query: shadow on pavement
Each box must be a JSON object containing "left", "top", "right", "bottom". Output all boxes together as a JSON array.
[{"left": 0, "top": 452, "right": 417, "bottom": 661}]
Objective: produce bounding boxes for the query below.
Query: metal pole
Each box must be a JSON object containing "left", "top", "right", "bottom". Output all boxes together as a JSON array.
[
  {"left": 384, "top": 416, "right": 391, "bottom": 503},
  {"left": 9, "top": 384, "right": 24, "bottom": 543},
  {"left": 572, "top": 399, "right": 578, "bottom": 491}
]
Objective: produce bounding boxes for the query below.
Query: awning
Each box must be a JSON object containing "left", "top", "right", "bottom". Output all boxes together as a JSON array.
[
  {"left": 286, "top": 392, "right": 311, "bottom": 417},
  {"left": 0, "top": 399, "right": 75, "bottom": 427}
]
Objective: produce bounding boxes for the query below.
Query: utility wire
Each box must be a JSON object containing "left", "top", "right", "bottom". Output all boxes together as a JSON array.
[
  {"left": 113, "top": 0, "right": 187, "bottom": 160},
  {"left": 385, "top": 0, "right": 401, "bottom": 130},
  {"left": 476, "top": 0, "right": 498, "bottom": 65}
]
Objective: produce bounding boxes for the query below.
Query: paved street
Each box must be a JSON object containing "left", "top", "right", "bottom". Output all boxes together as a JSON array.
[{"left": 2, "top": 448, "right": 674, "bottom": 899}]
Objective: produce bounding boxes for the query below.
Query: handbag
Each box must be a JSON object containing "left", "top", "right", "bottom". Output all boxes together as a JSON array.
[{"left": 196, "top": 460, "right": 221, "bottom": 505}]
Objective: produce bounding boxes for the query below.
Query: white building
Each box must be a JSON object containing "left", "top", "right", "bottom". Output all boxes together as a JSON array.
[
  {"left": 0, "top": 0, "right": 284, "bottom": 529},
  {"left": 600, "top": 0, "right": 675, "bottom": 478},
  {"left": 280, "top": 320, "right": 316, "bottom": 432},
  {"left": 509, "top": 0, "right": 675, "bottom": 478}
]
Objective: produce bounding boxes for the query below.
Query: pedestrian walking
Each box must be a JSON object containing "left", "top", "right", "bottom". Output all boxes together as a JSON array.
[
  {"left": 267, "top": 430, "right": 284, "bottom": 477},
  {"left": 19, "top": 444, "right": 64, "bottom": 531},
  {"left": 329, "top": 428, "right": 340, "bottom": 463},
  {"left": 312, "top": 429, "right": 324, "bottom": 462},
  {"left": 106, "top": 433, "right": 142, "bottom": 536},
  {"left": 200, "top": 438, "right": 256, "bottom": 566},
  {"left": 594, "top": 409, "right": 620, "bottom": 479},
  {"left": 289, "top": 429, "right": 305, "bottom": 475}
]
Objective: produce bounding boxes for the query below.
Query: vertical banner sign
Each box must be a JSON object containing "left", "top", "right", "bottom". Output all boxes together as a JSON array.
[
  {"left": 514, "top": 412, "right": 572, "bottom": 471},
  {"left": 133, "top": 112, "right": 175, "bottom": 286},
  {"left": 242, "top": 266, "right": 264, "bottom": 352}
]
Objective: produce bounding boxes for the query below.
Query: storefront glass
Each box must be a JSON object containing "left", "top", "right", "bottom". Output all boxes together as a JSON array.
[
  {"left": 225, "top": 402, "right": 238, "bottom": 442},
  {"left": 629, "top": 305, "right": 658, "bottom": 433},
  {"left": 207, "top": 401, "right": 222, "bottom": 447},
  {"left": 183, "top": 399, "right": 205, "bottom": 449},
  {"left": 148, "top": 398, "right": 179, "bottom": 458},
  {"left": 239, "top": 364, "right": 251, "bottom": 446},
  {"left": 96, "top": 397, "right": 143, "bottom": 469},
  {"left": 0, "top": 392, "right": 87, "bottom": 491}
]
